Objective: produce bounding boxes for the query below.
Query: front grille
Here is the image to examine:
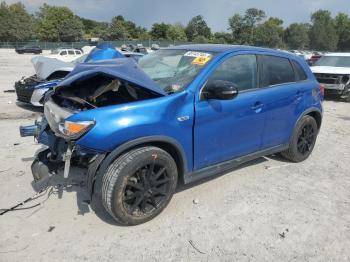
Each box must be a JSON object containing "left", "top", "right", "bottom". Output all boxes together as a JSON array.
[
  {"left": 314, "top": 73, "right": 341, "bottom": 84},
  {"left": 15, "top": 83, "right": 35, "bottom": 103},
  {"left": 14, "top": 75, "right": 43, "bottom": 103}
]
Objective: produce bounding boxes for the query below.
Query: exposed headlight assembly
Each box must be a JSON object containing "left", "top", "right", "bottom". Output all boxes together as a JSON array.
[
  {"left": 342, "top": 75, "right": 350, "bottom": 84},
  {"left": 58, "top": 120, "right": 94, "bottom": 139}
]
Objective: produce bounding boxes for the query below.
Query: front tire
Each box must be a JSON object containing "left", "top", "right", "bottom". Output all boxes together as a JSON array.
[
  {"left": 101, "top": 146, "right": 178, "bottom": 225},
  {"left": 281, "top": 115, "right": 318, "bottom": 162}
]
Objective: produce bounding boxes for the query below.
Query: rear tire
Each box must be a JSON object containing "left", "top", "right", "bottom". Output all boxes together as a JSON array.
[
  {"left": 281, "top": 115, "right": 318, "bottom": 162},
  {"left": 101, "top": 146, "right": 178, "bottom": 225}
]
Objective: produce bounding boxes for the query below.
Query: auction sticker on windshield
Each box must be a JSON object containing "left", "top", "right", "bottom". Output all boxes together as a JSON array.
[
  {"left": 184, "top": 51, "right": 212, "bottom": 65},
  {"left": 184, "top": 51, "right": 211, "bottom": 58}
]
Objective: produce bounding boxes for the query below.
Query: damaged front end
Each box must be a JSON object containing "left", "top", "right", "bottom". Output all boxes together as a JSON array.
[
  {"left": 20, "top": 58, "right": 165, "bottom": 195},
  {"left": 314, "top": 73, "right": 350, "bottom": 99},
  {"left": 20, "top": 110, "right": 105, "bottom": 192}
]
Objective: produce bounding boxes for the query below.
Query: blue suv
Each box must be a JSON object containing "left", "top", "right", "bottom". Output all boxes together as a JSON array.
[{"left": 20, "top": 45, "right": 323, "bottom": 225}]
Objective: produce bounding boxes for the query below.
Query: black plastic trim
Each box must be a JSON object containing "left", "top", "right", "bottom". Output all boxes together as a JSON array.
[{"left": 184, "top": 144, "right": 289, "bottom": 184}]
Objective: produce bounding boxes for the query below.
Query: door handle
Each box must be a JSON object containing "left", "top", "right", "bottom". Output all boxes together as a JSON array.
[{"left": 251, "top": 101, "right": 264, "bottom": 110}]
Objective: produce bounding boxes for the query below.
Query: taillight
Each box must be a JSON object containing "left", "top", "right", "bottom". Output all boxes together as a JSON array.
[{"left": 319, "top": 84, "right": 325, "bottom": 97}]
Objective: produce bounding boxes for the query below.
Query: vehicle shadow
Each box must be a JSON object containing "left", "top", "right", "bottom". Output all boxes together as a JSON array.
[
  {"left": 324, "top": 95, "right": 349, "bottom": 103},
  {"left": 176, "top": 156, "right": 269, "bottom": 193},
  {"left": 16, "top": 101, "right": 43, "bottom": 113},
  {"left": 27, "top": 153, "right": 285, "bottom": 226},
  {"left": 30, "top": 167, "right": 92, "bottom": 217}
]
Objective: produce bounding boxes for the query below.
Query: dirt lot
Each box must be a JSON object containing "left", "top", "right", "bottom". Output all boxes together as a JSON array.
[{"left": 0, "top": 49, "right": 349, "bottom": 262}]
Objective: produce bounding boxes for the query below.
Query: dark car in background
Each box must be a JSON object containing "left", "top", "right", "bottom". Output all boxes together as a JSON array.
[{"left": 15, "top": 45, "right": 42, "bottom": 54}]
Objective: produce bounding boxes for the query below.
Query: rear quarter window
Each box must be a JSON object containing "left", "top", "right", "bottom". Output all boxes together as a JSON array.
[
  {"left": 291, "top": 60, "right": 307, "bottom": 81},
  {"left": 260, "top": 55, "right": 295, "bottom": 87}
]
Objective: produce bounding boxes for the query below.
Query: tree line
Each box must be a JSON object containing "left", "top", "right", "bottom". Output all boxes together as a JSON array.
[{"left": 0, "top": 2, "right": 350, "bottom": 51}]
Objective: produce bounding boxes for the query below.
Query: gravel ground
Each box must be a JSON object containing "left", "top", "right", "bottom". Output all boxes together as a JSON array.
[{"left": 0, "top": 49, "right": 349, "bottom": 262}]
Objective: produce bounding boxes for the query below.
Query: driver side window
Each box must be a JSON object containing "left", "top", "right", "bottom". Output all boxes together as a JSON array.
[{"left": 208, "top": 54, "right": 257, "bottom": 91}]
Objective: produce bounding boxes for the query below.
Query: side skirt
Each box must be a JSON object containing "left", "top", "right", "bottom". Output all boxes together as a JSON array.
[{"left": 184, "top": 144, "right": 289, "bottom": 184}]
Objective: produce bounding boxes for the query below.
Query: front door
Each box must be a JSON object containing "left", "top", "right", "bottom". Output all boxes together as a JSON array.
[{"left": 194, "top": 54, "right": 265, "bottom": 170}]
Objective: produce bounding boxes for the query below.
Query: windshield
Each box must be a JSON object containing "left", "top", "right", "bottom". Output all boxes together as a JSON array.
[
  {"left": 314, "top": 56, "right": 350, "bottom": 67},
  {"left": 138, "top": 49, "right": 215, "bottom": 94},
  {"left": 72, "top": 54, "right": 88, "bottom": 64}
]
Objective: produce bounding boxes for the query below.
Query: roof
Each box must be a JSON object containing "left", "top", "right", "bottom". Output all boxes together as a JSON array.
[
  {"left": 325, "top": 53, "right": 350, "bottom": 57},
  {"left": 54, "top": 48, "right": 81, "bottom": 51},
  {"left": 165, "top": 44, "right": 286, "bottom": 54}
]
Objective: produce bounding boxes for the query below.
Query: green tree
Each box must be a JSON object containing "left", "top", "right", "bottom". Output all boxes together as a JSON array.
[
  {"left": 91, "top": 22, "right": 110, "bottom": 40},
  {"left": 59, "top": 16, "right": 84, "bottom": 41},
  {"left": 254, "top": 17, "right": 284, "bottom": 48},
  {"left": 244, "top": 8, "right": 266, "bottom": 44},
  {"left": 211, "top": 32, "right": 232, "bottom": 44},
  {"left": 193, "top": 35, "right": 208, "bottom": 43},
  {"left": 228, "top": 8, "right": 265, "bottom": 45},
  {"left": 284, "top": 23, "right": 310, "bottom": 49},
  {"left": 0, "top": 2, "right": 11, "bottom": 41},
  {"left": 109, "top": 15, "right": 128, "bottom": 39},
  {"left": 309, "top": 10, "right": 338, "bottom": 51},
  {"left": 335, "top": 13, "right": 350, "bottom": 51},
  {"left": 228, "top": 14, "right": 245, "bottom": 44},
  {"left": 123, "top": 20, "right": 147, "bottom": 39},
  {"left": 150, "top": 23, "right": 170, "bottom": 40},
  {"left": 80, "top": 17, "right": 100, "bottom": 35},
  {"left": 167, "top": 23, "right": 187, "bottom": 41},
  {"left": 185, "top": 15, "right": 211, "bottom": 41},
  {"left": 0, "top": 2, "right": 35, "bottom": 41},
  {"left": 36, "top": 4, "right": 83, "bottom": 41}
]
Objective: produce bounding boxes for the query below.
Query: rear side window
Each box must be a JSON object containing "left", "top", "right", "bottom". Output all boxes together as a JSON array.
[
  {"left": 291, "top": 60, "right": 307, "bottom": 81},
  {"left": 208, "top": 54, "right": 257, "bottom": 91},
  {"left": 68, "top": 50, "right": 75, "bottom": 55},
  {"left": 260, "top": 55, "right": 295, "bottom": 87}
]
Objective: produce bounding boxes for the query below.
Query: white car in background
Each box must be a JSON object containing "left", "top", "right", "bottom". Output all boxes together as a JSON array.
[
  {"left": 311, "top": 53, "right": 350, "bottom": 102},
  {"left": 44, "top": 48, "right": 84, "bottom": 62}
]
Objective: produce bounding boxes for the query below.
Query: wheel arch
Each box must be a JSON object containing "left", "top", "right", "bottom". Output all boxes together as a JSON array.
[
  {"left": 90, "top": 136, "right": 188, "bottom": 196},
  {"left": 306, "top": 110, "right": 322, "bottom": 130},
  {"left": 287, "top": 107, "right": 322, "bottom": 146}
]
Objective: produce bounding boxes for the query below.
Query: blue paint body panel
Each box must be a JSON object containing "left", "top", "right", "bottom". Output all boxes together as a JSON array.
[
  {"left": 45, "top": 45, "right": 323, "bottom": 176},
  {"left": 84, "top": 43, "right": 124, "bottom": 62}
]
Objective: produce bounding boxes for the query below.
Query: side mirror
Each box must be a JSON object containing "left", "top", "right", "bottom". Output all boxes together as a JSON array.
[{"left": 202, "top": 80, "right": 239, "bottom": 100}]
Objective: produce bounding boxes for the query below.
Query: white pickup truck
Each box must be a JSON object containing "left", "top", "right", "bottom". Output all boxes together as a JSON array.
[
  {"left": 44, "top": 48, "right": 84, "bottom": 62},
  {"left": 311, "top": 53, "right": 350, "bottom": 102}
]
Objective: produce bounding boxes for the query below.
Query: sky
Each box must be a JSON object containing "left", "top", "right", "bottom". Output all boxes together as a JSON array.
[{"left": 6, "top": 0, "right": 350, "bottom": 31}]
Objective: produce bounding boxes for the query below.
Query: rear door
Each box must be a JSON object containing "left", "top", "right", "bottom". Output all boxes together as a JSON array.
[
  {"left": 257, "top": 55, "right": 306, "bottom": 148},
  {"left": 194, "top": 53, "right": 265, "bottom": 170}
]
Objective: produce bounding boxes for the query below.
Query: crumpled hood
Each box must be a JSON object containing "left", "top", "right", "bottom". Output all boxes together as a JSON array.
[
  {"left": 311, "top": 66, "right": 350, "bottom": 75},
  {"left": 31, "top": 56, "right": 74, "bottom": 80},
  {"left": 56, "top": 58, "right": 167, "bottom": 96}
]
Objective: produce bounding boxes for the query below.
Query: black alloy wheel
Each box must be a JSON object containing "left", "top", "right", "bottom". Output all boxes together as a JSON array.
[
  {"left": 123, "top": 162, "right": 172, "bottom": 216},
  {"left": 296, "top": 124, "right": 316, "bottom": 155},
  {"left": 101, "top": 146, "right": 178, "bottom": 225},
  {"left": 281, "top": 115, "right": 318, "bottom": 162}
]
